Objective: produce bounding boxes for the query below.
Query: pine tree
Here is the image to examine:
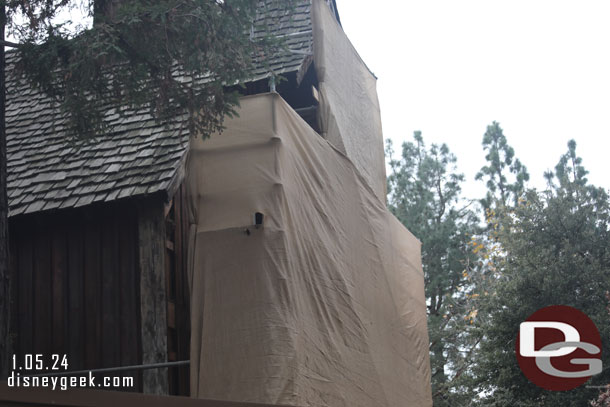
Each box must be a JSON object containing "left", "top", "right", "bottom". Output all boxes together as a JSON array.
[
  {"left": 475, "top": 121, "right": 529, "bottom": 210},
  {"left": 474, "top": 140, "right": 610, "bottom": 406},
  {"left": 387, "top": 132, "right": 481, "bottom": 406}
]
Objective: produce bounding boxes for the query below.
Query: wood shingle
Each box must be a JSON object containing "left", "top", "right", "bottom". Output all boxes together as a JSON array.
[{"left": 6, "top": 0, "right": 313, "bottom": 217}]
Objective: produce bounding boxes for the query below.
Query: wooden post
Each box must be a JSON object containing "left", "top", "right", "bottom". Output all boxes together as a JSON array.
[{"left": 138, "top": 200, "right": 168, "bottom": 395}]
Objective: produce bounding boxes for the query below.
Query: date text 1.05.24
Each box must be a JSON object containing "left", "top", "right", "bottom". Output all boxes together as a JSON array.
[{"left": 12, "top": 354, "right": 68, "bottom": 372}]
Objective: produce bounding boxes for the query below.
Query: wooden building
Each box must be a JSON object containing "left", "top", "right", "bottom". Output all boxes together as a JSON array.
[{"left": 6, "top": 1, "right": 338, "bottom": 397}]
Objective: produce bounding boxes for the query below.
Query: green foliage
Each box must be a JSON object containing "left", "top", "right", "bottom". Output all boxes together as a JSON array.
[
  {"left": 388, "top": 126, "right": 609, "bottom": 406},
  {"left": 591, "top": 293, "right": 610, "bottom": 407},
  {"left": 474, "top": 140, "right": 610, "bottom": 406},
  {"left": 387, "top": 132, "right": 482, "bottom": 406},
  {"left": 6, "top": 0, "right": 295, "bottom": 138},
  {"left": 476, "top": 121, "right": 529, "bottom": 209},
  {"left": 591, "top": 386, "right": 610, "bottom": 407},
  {"left": 545, "top": 139, "right": 590, "bottom": 191}
]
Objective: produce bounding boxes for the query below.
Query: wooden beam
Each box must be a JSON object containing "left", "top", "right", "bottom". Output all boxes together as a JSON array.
[
  {"left": 167, "top": 302, "right": 175, "bottom": 329},
  {"left": 138, "top": 200, "right": 169, "bottom": 395},
  {"left": 0, "top": 380, "right": 297, "bottom": 407},
  {"left": 0, "top": 39, "right": 19, "bottom": 48}
]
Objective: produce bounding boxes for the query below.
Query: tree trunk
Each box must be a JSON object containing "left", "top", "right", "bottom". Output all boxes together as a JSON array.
[
  {"left": 0, "top": 1, "right": 10, "bottom": 380},
  {"left": 94, "top": 0, "right": 122, "bottom": 24}
]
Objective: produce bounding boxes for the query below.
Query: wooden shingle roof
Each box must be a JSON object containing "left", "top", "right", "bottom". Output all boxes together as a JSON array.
[{"left": 6, "top": 1, "right": 313, "bottom": 217}]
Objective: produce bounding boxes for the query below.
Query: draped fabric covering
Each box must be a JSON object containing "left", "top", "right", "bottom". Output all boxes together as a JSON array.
[
  {"left": 187, "top": 94, "right": 432, "bottom": 407},
  {"left": 312, "top": 0, "right": 387, "bottom": 202}
]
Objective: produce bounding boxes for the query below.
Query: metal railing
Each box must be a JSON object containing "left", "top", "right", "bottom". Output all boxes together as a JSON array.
[{"left": 27, "top": 360, "right": 190, "bottom": 378}]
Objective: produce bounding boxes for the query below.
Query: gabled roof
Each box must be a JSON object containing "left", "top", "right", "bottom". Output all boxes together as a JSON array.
[{"left": 6, "top": 0, "right": 313, "bottom": 217}]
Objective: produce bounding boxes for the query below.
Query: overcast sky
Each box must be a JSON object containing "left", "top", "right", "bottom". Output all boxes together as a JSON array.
[{"left": 337, "top": 0, "right": 610, "bottom": 200}]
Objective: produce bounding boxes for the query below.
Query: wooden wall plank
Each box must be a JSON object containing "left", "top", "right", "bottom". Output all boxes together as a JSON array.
[
  {"left": 138, "top": 201, "right": 168, "bottom": 395},
  {"left": 84, "top": 214, "right": 102, "bottom": 371},
  {"left": 67, "top": 216, "right": 85, "bottom": 371},
  {"left": 176, "top": 184, "right": 190, "bottom": 396},
  {"left": 165, "top": 201, "right": 177, "bottom": 395},
  {"left": 51, "top": 218, "right": 68, "bottom": 357},
  {"left": 16, "top": 223, "right": 33, "bottom": 358},
  {"left": 8, "top": 224, "right": 19, "bottom": 361},
  {"left": 119, "top": 208, "right": 142, "bottom": 392},
  {"left": 33, "top": 219, "right": 52, "bottom": 366},
  {"left": 101, "top": 210, "right": 120, "bottom": 370}
]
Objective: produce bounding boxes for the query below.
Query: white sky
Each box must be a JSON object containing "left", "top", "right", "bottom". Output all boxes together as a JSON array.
[{"left": 337, "top": 0, "right": 610, "bottom": 199}]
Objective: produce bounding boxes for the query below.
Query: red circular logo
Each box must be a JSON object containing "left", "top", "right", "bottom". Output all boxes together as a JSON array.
[{"left": 515, "top": 305, "right": 602, "bottom": 391}]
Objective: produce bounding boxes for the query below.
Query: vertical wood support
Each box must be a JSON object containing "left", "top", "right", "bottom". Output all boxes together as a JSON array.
[{"left": 138, "top": 201, "right": 168, "bottom": 395}]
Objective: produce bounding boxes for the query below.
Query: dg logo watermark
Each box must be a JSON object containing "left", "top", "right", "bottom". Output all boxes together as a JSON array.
[{"left": 516, "top": 305, "right": 603, "bottom": 391}]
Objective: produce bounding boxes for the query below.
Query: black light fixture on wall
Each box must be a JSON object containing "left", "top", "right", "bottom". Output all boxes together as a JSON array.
[{"left": 254, "top": 212, "right": 264, "bottom": 229}]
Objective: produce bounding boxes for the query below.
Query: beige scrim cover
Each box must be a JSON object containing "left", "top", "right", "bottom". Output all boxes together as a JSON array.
[
  {"left": 187, "top": 94, "right": 432, "bottom": 407},
  {"left": 312, "top": 0, "right": 387, "bottom": 203}
]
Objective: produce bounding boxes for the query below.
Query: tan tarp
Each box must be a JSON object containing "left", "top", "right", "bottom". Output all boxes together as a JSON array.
[
  {"left": 312, "top": 0, "right": 387, "bottom": 202},
  {"left": 186, "top": 93, "right": 432, "bottom": 407}
]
